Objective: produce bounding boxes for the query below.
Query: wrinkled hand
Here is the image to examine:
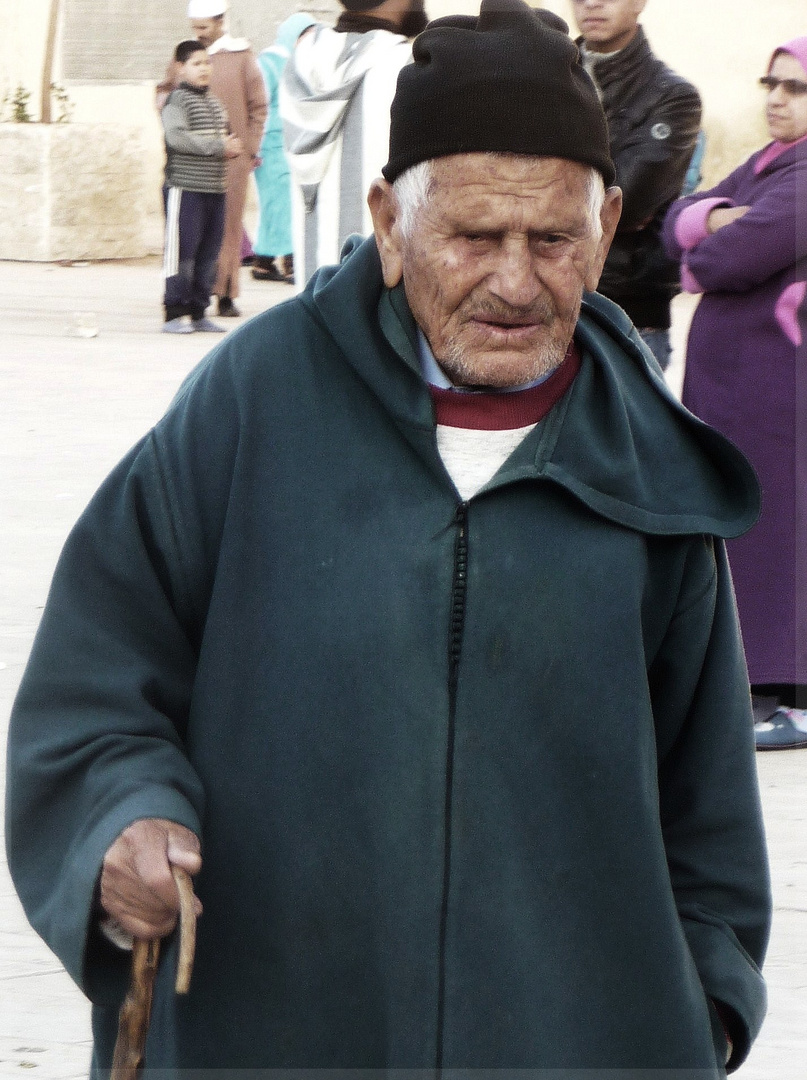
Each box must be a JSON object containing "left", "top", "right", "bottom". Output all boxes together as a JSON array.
[
  {"left": 707, "top": 205, "right": 750, "bottom": 233},
  {"left": 100, "top": 819, "right": 202, "bottom": 940}
]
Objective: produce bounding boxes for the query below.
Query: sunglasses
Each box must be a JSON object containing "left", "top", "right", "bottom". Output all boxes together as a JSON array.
[{"left": 759, "top": 75, "right": 807, "bottom": 96}]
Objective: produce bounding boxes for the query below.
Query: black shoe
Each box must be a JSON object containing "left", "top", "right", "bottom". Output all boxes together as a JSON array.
[
  {"left": 217, "top": 297, "right": 241, "bottom": 317},
  {"left": 251, "top": 262, "right": 286, "bottom": 282}
]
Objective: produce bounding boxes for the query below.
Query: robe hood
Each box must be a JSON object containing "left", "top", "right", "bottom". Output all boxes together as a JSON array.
[
  {"left": 304, "top": 235, "right": 760, "bottom": 540},
  {"left": 207, "top": 32, "right": 250, "bottom": 54}
]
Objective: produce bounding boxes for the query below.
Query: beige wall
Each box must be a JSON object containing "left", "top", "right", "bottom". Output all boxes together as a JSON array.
[
  {"left": 2, "top": 0, "right": 52, "bottom": 120},
  {"left": 65, "top": 84, "right": 168, "bottom": 253},
  {"left": 3, "top": 0, "right": 806, "bottom": 257},
  {"left": 0, "top": 122, "right": 152, "bottom": 261}
]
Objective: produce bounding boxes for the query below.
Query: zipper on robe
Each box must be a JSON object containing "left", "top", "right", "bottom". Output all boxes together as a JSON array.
[{"left": 436, "top": 502, "right": 469, "bottom": 1070}]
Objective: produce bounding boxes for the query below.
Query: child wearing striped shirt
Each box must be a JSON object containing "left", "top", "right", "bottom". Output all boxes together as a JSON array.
[{"left": 161, "top": 39, "right": 243, "bottom": 333}]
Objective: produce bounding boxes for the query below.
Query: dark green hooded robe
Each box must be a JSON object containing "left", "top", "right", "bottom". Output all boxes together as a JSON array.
[{"left": 6, "top": 237, "right": 769, "bottom": 1078}]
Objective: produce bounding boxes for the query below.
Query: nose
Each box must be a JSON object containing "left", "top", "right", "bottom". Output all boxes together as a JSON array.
[
  {"left": 768, "top": 82, "right": 789, "bottom": 104},
  {"left": 488, "top": 236, "right": 540, "bottom": 308}
]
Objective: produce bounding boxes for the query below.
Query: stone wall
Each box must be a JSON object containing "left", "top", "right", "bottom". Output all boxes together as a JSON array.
[
  {"left": 0, "top": 123, "right": 151, "bottom": 262},
  {"left": 4, "top": 0, "right": 806, "bottom": 262}
]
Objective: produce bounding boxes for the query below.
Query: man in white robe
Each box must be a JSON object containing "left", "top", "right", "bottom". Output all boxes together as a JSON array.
[{"left": 280, "top": 0, "right": 426, "bottom": 290}]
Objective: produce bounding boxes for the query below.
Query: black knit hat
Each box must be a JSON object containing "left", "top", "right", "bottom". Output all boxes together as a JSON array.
[{"left": 382, "top": 0, "right": 615, "bottom": 186}]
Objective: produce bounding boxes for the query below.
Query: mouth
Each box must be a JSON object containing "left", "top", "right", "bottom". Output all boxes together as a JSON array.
[{"left": 471, "top": 318, "right": 542, "bottom": 342}]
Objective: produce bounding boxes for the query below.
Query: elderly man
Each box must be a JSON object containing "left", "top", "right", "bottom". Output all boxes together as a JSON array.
[
  {"left": 570, "top": 0, "right": 702, "bottom": 370},
  {"left": 160, "top": 0, "right": 268, "bottom": 317},
  {"left": 7, "top": 1, "right": 769, "bottom": 1076}
]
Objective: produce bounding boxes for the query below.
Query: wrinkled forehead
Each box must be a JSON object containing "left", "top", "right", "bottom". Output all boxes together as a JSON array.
[
  {"left": 430, "top": 153, "right": 594, "bottom": 190},
  {"left": 424, "top": 155, "right": 600, "bottom": 234}
]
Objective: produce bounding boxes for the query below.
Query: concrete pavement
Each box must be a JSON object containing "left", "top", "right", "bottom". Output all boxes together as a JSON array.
[{"left": 1, "top": 259, "right": 805, "bottom": 1078}]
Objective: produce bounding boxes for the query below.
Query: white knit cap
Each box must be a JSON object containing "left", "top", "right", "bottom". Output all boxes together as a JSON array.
[{"left": 187, "top": 0, "right": 227, "bottom": 16}]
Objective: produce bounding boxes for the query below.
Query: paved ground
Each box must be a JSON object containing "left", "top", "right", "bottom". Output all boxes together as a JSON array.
[{"left": 0, "top": 259, "right": 805, "bottom": 1078}]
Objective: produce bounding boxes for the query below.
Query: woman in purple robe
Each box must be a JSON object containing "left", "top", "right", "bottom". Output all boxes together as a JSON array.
[{"left": 663, "top": 36, "right": 807, "bottom": 749}]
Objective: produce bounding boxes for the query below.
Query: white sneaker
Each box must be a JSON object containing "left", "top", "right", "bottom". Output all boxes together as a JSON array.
[
  {"left": 192, "top": 317, "right": 226, "bottom": 333},
  {"left": 162, "top": 317, "right": 194, "bottom": 334},
  {"left": 755, "top": 707, "right": 807, "bottom": 750}
]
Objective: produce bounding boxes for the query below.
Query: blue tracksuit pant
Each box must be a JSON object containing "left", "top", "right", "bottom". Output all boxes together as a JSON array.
[{"left": 163, "top": 187, "right": 226, "bottom": 320}]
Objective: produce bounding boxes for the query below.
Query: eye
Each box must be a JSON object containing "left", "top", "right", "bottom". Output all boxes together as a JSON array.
[{"left": 532, "top": 233, "right": 571, "bottom": 255}]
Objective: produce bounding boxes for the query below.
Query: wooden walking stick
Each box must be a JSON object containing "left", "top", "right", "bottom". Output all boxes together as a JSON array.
[{"left": 110, "top": 865, "right": 197, "bottom": 1080}]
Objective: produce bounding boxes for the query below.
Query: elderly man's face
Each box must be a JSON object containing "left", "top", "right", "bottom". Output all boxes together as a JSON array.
[
  {"left": 370, "top": 154, "right": 621, "bottom": 389},
  {"left": 191, "top": 17, "right": 225, "bottom": 48}
]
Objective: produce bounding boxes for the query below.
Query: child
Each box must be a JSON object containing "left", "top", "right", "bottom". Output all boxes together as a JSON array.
[{"left": 161, "top": 39, "right": 243, "bottom": 333}]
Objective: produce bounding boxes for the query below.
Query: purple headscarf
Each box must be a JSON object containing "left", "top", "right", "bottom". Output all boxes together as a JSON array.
[{"left": 769, "top": 36, "right": 807, "bottom": 76}]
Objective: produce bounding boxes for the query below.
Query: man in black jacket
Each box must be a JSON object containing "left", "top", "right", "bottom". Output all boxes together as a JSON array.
[{"left": 571, "top": 0, "right": 702, "bottom": 369}]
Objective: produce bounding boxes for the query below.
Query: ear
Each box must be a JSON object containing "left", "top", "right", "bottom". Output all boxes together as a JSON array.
[
  {"left": 585, "top": 185, "right": 623, "bottom": 292},
  {"left": 368, "top": 178, "right": 404, "bottom": 288}
]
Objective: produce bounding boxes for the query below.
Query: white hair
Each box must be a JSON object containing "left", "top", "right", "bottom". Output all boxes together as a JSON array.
[
  {"left": 392, "top": 160, "right": 436, "bottom": 239},
  {"left": 392, "top": 155, "right": 606, "bottom": 240}
]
